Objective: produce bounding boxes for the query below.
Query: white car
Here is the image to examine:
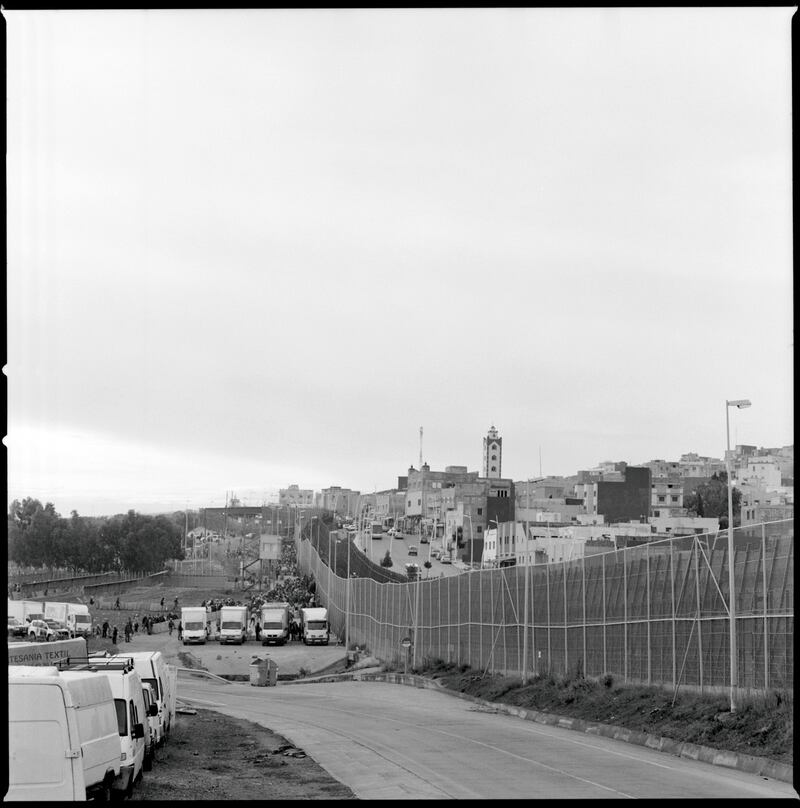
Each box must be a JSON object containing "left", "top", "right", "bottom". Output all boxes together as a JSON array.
[{"left": 27, "top": 619, "right": 54, "bottom": 641}]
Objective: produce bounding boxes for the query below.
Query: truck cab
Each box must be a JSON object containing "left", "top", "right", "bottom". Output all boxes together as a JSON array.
[{"left": 301, "top": 607, "right": 329, "bottom": 645}]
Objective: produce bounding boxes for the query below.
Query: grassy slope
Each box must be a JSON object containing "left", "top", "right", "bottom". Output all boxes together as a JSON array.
[{"left": 410, "top": 660, "right": 792, "bottom": 766}]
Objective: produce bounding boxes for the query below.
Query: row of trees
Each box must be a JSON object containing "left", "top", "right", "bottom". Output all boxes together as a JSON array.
[{"left": 8, "top": 498, "right": 184, "bottom": 575}]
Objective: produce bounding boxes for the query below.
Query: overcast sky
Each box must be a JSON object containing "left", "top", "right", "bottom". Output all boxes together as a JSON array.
[{"left": 6, "top": 8, "right": 794, "bottom": 516}]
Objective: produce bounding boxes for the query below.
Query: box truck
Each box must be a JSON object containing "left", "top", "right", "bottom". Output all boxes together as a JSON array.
[
  {"left": 181, "top": 606, "right": 209, "bottom": 645},
  {"left": 301, "top": 607, "right": 329, "bottom": 645},
  {"left": 8, "top": 599, "right": 46, "bottom": 624},
  {"left": 45, "top": 601, "right": 93, "bottom": 639},
  {"left": 7, "top": 665, "right": 121, "bottom": 801},
  {"left": 259, "top": 602, "right": 290, "bottom": 645},
  {"left": 219, "top": 605, "right": 248, "bottom": 645}
]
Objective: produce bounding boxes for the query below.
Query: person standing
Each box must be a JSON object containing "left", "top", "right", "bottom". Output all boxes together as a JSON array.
[
  {"left": 177, "top": 620, "right": 183, "bottom": 641},
  {"left": 168, "top": 618, "right": 174, "bottom": 636},
  {"left": 160, "top": 597, "right": 165, "bottom": 612},
  {"left": 102, "top": 620, "right": 109, "bottom": 638},
  {"left": 112, "top": 626, "right": 118, "bottom": 645},
  {"left": 255, "top": 621, "right": 261, "bottom": 642}
]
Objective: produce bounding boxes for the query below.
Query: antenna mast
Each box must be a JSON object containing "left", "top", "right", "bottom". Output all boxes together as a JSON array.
[{"left": 419, "top": 426, "right": 423, "bottom": 468}]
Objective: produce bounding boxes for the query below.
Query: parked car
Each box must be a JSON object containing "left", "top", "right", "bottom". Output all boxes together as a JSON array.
[
  {"left": 420, "top": 536, "right": 429, "bottom": 544},
  {"left": 440, "top": 556, "right": 452, "bottom": 564},
  {"left": 407, "top": 545, "right": 418, "bottom": 556},
  {"left": 45, "top": 619, "right": 71, "bottom": 641},
  {"left": 8, "top": 616, "right": 27, "bottom": 637},
  {"left": 27, "top": 619, "right": 54, "bottom": 641},
  {"left": 430, "top": 549, "right": 442, "bottom": 560}
]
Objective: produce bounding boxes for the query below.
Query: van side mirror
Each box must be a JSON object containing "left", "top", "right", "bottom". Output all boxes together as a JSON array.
[
  {"left": 132, "top": 723, "right": 145, "bottom": 739},
  {"left": 148, "top": 704, "right": 158, "bottom": 717}
]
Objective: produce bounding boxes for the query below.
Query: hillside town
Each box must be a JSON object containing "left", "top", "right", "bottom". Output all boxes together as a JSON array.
[{"left": 182, "top": 426, "right": 793, "bottom": 571}]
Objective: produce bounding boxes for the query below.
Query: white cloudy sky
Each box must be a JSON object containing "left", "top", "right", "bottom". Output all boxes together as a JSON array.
[{"left": 5, "top": 8, "right": 794, "bottom": 516}]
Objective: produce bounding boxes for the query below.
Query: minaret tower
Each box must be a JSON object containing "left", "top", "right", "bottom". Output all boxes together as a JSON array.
[{"left": 482, "top": 424, "right": 502, "bottom": 478}]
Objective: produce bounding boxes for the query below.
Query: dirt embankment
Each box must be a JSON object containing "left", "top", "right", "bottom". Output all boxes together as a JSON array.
[{"left": 129, "top": 708, "right": 355, "bottom": 801}]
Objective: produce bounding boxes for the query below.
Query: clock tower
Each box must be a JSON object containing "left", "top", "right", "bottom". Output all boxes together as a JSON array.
[{"left": 482, "top": 425, "right": 502, "bottom": 479}]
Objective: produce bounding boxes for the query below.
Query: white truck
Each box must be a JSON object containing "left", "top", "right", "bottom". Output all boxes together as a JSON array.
[
  {"left": 8, "top": 599, "right": 46, "bottom": 624},
  {"left": 44, "top": 601, "right": 93, "bottom": 639},
  {"left": 259, "top": 602, "right": 290, "bottom": 645},
  {"left": 219, "top": 605, "right": 248, "bottom": 645},
  {"left": 181, "top": 606, "right": 209, "bottom": 644},
  {"left": 8, "top": 665, "right": 121, "bottom": 801},
  {"left": 301, "top": 606, "right": 330, "bottom": 645}
]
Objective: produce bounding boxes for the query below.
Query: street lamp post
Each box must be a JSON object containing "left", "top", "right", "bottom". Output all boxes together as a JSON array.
[{"left": 725, "top": 398, "right": 751, "bottom": 713}]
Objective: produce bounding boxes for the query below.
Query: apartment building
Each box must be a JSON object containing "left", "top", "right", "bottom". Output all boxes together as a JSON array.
[
  {"left": 279, "top": 484, "right": 315, "bottom": 508},
  {"left": 574, "top": 465, "right": 651, "bottom": 524},
  {"left": 318, "top": 486, "right": 361, "bottom": 517}
]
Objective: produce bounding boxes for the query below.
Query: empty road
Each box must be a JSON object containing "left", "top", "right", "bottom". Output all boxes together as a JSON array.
[{"left": 177, "top": 676, "right": 796, "bottom": 800}]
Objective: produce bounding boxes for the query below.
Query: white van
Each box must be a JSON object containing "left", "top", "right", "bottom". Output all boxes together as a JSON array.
[
  {"left": 140, "top": 682, "right": 159, "bottom": 770},
  {"left": 61, "top": 660, "right": 148, "bottom": 798},
  {"left": 118, "top": 650, "right": 174, "bottom": 745},
  {"left": 7, "top": 665, "right": 121, "bottom": 801}
]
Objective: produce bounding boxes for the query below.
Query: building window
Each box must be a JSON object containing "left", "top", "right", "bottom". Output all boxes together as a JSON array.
[
  {"left": 477, "top": 508, "right": 483, "bottom": 516},
  {"left": 671, "top": 496, "right": 679, "bottom": 503},
  {"left": 658, "top": 496, "right": 665, "bottom": 503},
  {"left": 491, "top": 466, "right": 496, "bottom": 472},
  {"left": 491, "top": 454, "right": 496, "bottom": 460},
  {"left": 477, "top": 525, "right": 483, "bottom": 533},
  {"left": 417, "top": 499, "right": 421, "bottom": 506},
  {"left": 654, "top": 510, "right": 660, "bottom": 517}
]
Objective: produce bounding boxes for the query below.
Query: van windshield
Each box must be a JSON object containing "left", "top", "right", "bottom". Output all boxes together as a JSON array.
[
  {"left": 74, "top": 615, "right": 91, "bottom": 624},
  {"left": 114, "top": 699, "right": 127, "bottom": 736},
  {"left": 221, "top": 621, "right": 242, "bottom": 629},
  {"left": 185, "top": 622, "right": 204, "bottom": 630},
  {"left": 307, "top": 621, "right": 326, "bottom": 630},
  {"left": 143, "top": 677, "right": 159, "bottom": 700},
  {"left": 264, "top": 622, "right": 283, "bottom": 629}
]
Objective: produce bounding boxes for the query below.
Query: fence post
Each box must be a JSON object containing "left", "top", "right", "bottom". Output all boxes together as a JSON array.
[
  {"left": 468, "top": 563, "right": 472, "bottom": 668},
  {"left": 602, "top": 552, "right": 607, "bottom": 675},
  {"left": 646, "top": 542, "right": 651, "bottom": 686},
  {"left": 623, "top": 547, "right": 628, "bottom": 683},
  {"left": 762, "top": 523, "right": 768, "bottom": 690},
  {"left": 563, "top": 561, "right": 568, "bottom": 677},
  {"left": 501, "top": 568, "right": 507, "bottom": 674},
  {"left": 670, "top": 538, "right": 677, "bottom": 689},
  {"left": 546, "top": 561, "right": 552, "bottom": 673},
  {"left": 581, "top": 555, "right": 587, "bottom": 678},
  {"left": 694, "top": 537, "right": 704, "bottom": 693},
  {"left": 413, "top": 575, "right": 421, "bottom": 670}
]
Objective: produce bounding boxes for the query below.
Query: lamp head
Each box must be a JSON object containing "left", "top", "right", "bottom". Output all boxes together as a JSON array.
[{"left": 727, "top": 399, "right": 751, "bottom": 409}]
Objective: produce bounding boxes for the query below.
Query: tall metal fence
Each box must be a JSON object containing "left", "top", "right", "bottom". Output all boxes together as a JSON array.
[{"left": 297, "top": 519, "right": 793, "bottom": 694}]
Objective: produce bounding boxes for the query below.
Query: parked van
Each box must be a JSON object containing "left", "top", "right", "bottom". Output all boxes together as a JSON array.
[
  {"left": 259, "top": 602, "right": 290, "bottom": 645},
  {"left": 116, "top": 651, "right": 174, "bottom": 745},
  {"left": 219, "top": 605, "right": 248, "bottom": 645},
  {"left": 61, "top": 660, "right": 148, "bottom": 798},
  {"left": 181, "top": 606, "right": 209, "bottom": 644},
  {"left": 301, "top": 607, "right": 329, "bottom": 645},
  {"left": 7, "top": 665, "right": 121, "bottom": 801},
  {"left": 140, "top": 682, "right": 159, "bottom": 770}
]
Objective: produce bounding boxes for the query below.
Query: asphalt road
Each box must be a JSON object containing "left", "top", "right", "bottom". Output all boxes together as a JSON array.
[
  {"left": 354, "top": 531, "right": 464, "bottom": 578},
  {"left": 177, "top": 677, "right": 797, "bottom": 800}
]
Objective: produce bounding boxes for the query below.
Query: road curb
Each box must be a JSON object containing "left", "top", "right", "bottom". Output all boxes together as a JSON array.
[{"left": 289, "top": 670, "right": 792, "bottom": 784}]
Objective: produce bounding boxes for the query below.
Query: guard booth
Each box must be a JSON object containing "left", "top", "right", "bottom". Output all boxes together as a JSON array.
[{"left": 249, "top": 657, "right": 278, "bottom": 686}]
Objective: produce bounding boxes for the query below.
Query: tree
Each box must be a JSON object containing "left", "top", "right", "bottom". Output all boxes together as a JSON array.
[
  {"left": 380, "top": 550, "right": 393, "bottom": 568},
  {"left": 683, "top": 477, "right": 741, "bottom": 523}
]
